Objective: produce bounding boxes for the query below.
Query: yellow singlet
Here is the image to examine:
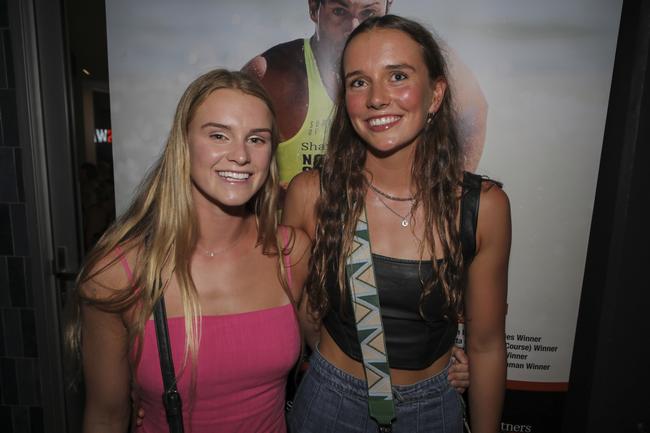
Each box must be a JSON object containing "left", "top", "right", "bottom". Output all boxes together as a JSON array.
[{"left": 276, "top": 39, "right": 334, "bottom": 185}]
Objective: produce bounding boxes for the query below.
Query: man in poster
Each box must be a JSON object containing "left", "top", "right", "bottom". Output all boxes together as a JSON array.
[{"left": 243, "top": 0, "right": 488, "bottom": 186}]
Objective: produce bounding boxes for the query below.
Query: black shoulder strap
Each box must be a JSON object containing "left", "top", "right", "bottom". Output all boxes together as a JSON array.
[
  {"left": 153, "top": 297, "right": 185, "bottom": 433},
  {"left": 460, "top": 172, "right": 482, "bottom": 264}
]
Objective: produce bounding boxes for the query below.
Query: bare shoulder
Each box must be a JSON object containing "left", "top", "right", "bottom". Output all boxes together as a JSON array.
[
  {"left": 283, "top": 170, "right": 321, "bottom": 238},
  {"left": 480, "top": 181, "right": 510, "bottom": 217},
  {"left": 242, "top": 56, "right": 267, "bottom": 80},
  {"left": 288, "top": 169, "right": 321, "bottom": 195},
  {"left": 259, "top": 39, "right": 304, "bottom": 75},
  {"left": 477, "top": 181, "right": 511, "bottom": 249},
  {"left": 79, "top": 243, "right": 138, "bottom": 302},
  {"left": 242, "top": 39, "right": 304, "bottom": 84}
]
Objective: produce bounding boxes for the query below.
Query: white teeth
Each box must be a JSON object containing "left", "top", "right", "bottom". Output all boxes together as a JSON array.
[
  {"left": 368, "top": 116, "right": 400, "bottom": 127},
  {"left": 217, "top": 171, "right": 250, "bottom": 180}
]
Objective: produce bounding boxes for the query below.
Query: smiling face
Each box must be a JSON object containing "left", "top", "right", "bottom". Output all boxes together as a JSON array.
[
  {"left": 343, "top": 28, "right": 446, "bottom": 155},
  {"left": 187, "top": 88, "right": 274, "bottom": 211}
]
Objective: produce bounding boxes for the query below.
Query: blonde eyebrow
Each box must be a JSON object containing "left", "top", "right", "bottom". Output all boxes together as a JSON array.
[
  {"left": 200, "top": 123, "right": 271, "bottom": 135},
  {"left": 249, "top": 128, "right": 272, "bottom": 135}
]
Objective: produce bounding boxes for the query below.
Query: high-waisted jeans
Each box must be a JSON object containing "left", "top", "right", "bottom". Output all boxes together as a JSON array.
[{"left": 287, "top": 348, "right": 463, "bottom": 433}]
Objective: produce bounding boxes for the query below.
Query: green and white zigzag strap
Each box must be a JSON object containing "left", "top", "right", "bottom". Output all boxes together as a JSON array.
[{"left": 345, "top": 205, "right": 396, "bottom": 429}]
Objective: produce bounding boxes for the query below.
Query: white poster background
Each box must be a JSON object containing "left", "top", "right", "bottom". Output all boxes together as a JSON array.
[{"left": 106, "top": 0, "right": 623, "bottom": 386}]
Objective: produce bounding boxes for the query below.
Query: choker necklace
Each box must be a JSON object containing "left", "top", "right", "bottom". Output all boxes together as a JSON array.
[
  {"left": 368, "top": 182, "right": 414, "bottom": 202},
  {"left": 373, "top": 192, "right": 414, "bottom": 228}
]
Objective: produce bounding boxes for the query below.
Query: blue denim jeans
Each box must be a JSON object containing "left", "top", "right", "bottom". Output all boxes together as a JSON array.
[{"left": 287, "top": 348, "right": 463, "bottom": 433}]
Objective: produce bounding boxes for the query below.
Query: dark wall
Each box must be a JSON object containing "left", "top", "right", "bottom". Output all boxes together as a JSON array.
[
  {"left": 0, "top": 0, "right": 45, "bottom": 431},
  {"left": 564, "top": 0, "right": 650, "bottom": 431}
]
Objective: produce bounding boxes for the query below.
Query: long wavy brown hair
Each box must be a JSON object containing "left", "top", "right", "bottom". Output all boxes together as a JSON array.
[
  {"left": 65, "top": 69, "right": 293, "bottom": 394},
  {"left": 307, "top": 15, "right": 466, "bottom": 322}
]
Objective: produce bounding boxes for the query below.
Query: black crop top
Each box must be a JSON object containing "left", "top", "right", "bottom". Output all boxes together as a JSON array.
[{"left": 322, "top": 172, "right": 483, "bottom": 370}]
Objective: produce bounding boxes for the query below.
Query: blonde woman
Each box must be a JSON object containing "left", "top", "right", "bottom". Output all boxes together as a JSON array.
[{"left": 66, "top": 69, "right": 311, "bottom": 432}]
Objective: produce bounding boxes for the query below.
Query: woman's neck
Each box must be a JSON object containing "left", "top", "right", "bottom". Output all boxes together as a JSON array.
[
  {"left": 193, "top": 192, "right": 255, "bottom": 252},
  {"left": 364, "top": 144, "right": 416, "bottom": 197}
]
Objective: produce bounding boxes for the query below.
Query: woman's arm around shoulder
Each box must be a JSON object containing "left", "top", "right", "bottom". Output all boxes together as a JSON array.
[
  {"left": 280, "top": 223, "right": 320, "bottom": 349},
  {"left": 282, "top": 169, "right": 321, "bottom": 240},
  {"left": 282, "top": 170, "right": 321, "bottom": 346},
  {"left": 465, "top": 182, "right": 511, "bottom": 433},
  {"left": 79, "top": 251, "right": 135, "bottom": 433},
  {"left": 281, "top": 224, "right": 312, "bottom": 304}
]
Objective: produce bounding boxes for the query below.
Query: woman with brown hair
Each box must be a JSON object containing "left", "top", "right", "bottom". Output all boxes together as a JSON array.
[{"left": 283, "top": 15, "right": 510, "bottom": 433}]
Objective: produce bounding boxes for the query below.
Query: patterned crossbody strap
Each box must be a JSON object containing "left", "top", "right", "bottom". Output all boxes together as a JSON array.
[{"left": 345, "top": 205, "right": 396, "bottom": 431}]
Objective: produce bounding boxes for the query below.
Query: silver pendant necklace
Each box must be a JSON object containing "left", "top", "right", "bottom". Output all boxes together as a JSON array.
[
  {"left": 197, "top": 227, "right": 246, "bottom": 258},
  {"left": 372, "top": 191, "right": 415, "bottom": 227},
  {"left": 199, "top": 243, "right": 236, "bottom": 258}
]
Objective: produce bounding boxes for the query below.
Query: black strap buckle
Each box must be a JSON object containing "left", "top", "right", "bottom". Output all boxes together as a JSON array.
[{"left": 378, "top": 425, "right": 392, "bottom": 433}]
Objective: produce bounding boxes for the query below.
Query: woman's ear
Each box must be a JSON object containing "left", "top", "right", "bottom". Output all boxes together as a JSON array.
[{"left": 428, "top": 78, "right": 447, "bottom": 114}]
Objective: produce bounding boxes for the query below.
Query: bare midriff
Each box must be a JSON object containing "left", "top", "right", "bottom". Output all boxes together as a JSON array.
[{"left": 318, "top": 327, "right": 452, "bottom": 386}]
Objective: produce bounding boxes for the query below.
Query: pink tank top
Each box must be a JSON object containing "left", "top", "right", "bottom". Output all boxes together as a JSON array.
[{"left": 119, "top": 232, "right": 300, "bottom": 433}]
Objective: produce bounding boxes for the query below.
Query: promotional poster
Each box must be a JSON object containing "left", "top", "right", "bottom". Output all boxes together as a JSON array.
[{"left": 105, "top": 1, "right": 623, "bottom": 430}]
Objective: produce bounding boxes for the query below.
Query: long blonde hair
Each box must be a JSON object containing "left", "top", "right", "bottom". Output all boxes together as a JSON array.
[{"left": 65, "top": 69, "right": 289, "bottom": 392}]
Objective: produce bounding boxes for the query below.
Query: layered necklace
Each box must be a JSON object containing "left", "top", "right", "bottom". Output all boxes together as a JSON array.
[{"left": 368, "top": 182, "right": 415, "bottom": 228}]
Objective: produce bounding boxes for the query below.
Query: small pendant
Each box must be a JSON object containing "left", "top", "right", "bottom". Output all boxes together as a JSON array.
[
  {"left": 207, "top": 251, "right": 215, "bottom": 257},
  {"left": 401, "top": 219, "right": 409, "bottom": 227}
]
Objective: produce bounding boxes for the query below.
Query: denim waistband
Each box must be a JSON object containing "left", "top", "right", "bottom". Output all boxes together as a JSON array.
[{"left": 309, "top": 347, "right": 452, "bottom": 403}]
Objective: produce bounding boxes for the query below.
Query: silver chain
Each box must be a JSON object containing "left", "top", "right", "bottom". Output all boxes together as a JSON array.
[
  {"left": 372, "top": 192, "right": 414, "bottom": 228},
  {"left": 368, "top": 182, "right": 414, "bottom": 202}
]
